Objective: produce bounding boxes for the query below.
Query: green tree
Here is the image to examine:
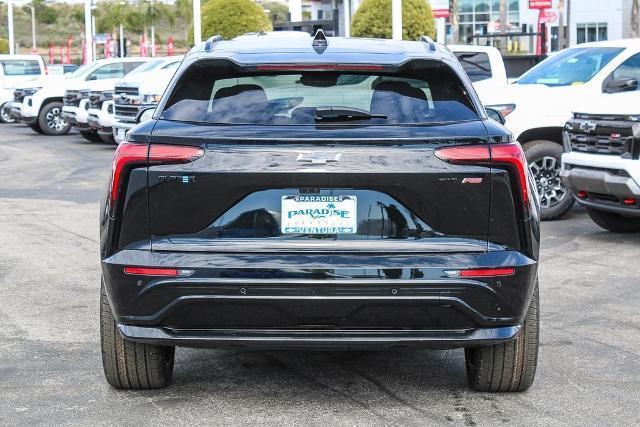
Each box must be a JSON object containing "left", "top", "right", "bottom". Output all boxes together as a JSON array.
[
  {"left": 351, "top": 0, "right": 435, "bottom": 40},
  {"left": 261, "top": 1, "right": 288, "bottom": 23},
  {"left": 0, "top": 38, "right": 9, "bottom": 54},
  {"left": 27, "top": 0, "right": 59, "bottom": 25},
  {"left": 175, "top": 0, "right": 193, "bottom": 39},
  {"left": 198, "top": 0, "right": 271, "bottom": 41}
]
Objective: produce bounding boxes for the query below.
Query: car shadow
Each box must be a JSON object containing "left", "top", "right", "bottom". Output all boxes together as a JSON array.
[{"left": 167, "top": 347, "right": 468, "bottom": 395}]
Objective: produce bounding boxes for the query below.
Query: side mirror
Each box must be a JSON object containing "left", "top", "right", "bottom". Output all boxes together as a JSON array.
[
  {"left": 135, "top": 106, "right": 156, "bottom": 124},
  {"left": 603, "top": 78, "right": 638, "bottom": 94},
  {"left": 485, "top": 107, "right": 506, "bottom": 125}
]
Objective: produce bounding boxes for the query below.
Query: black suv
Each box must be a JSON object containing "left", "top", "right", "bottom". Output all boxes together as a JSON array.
[{"left": 100, "top": 32, "right": 540, "bottom": 391}]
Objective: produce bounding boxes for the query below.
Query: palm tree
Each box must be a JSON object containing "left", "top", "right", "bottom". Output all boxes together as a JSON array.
[{"left": 175, "top": 0, "right": 192, "bottom": 41}]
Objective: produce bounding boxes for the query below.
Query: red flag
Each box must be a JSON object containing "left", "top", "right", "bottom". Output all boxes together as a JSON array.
[
  {"left": 66, "top": 37, "right": 72, "bottom": 64},
  {"left": 49, "top": 44, "right": 54, "bottom": 64},
  {"left": 105, "top": 34, "right": 111, "bottom": 58},
  {"left": 167, "top": 36, "right": 174, "bottom": 56}
]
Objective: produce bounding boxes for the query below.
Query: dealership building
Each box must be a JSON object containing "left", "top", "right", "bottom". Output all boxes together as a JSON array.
[{"left": 283, "top": 0, "right": 636, "bottom": 53}]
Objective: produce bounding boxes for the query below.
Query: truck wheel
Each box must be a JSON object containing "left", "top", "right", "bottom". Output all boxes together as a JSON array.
[
  {"left": 98, "top": 132, "right": 116, "bottom": 144},
  {"left": 79, "top": 130, "right": 101, "bottom": 143},
  {"left": 100, "top": 279, "right": 175, "bottom": 389},
  {"left": 29, "top": 123, "right": 45, "bottom": 134},
  {"left": 0, "top": 102, "right": 15, "bottom": 123},
  {"left": 38, "top": 101, "right": 71, "bottom": 135},
  {"left": 465, "top": 281, "right": 539, "bottom": 392},
  {"left": 585, "top": 207, "right": 640, "bottom": 233},
  {"left": 524, "top": 140, "right": 574, "bottom": 220}
]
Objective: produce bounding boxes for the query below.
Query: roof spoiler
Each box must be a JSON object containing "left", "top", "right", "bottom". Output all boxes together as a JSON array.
[{"left": 419, "top": 35, "right": 437, "bottom": 52}]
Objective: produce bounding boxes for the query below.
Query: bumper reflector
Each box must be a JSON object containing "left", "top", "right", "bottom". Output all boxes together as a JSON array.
[
  {"left": 623, "top": 198, "right": 636, "bottom": 205},
  {"left": 124, "top": 267, "right": 194, "bottom": 277},
  {"left": 578, "top": 191, "right": 588, "bottom": 199},
  {"left": 444, "top": 267, "right": 515, "bottom": 278}
]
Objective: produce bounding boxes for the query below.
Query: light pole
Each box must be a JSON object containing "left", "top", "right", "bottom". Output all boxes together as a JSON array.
[
  {"left": 193, "top": 0, "right": 201, "bottom": 45},
  {"left": 84, "top": 0, "right": 93, "bottom": 63},
  {"left": 8, "top": 0, "right": 15, "bottom": 54},
  {"left": 119, "top": 1, "right": 126, "bottom": 58},
  {"left": 150, "top": 0, "right": 155, "bottom": 56},
  {"left": 344, "top": 0, "right": 350, "bottom": 37},
  {"left": 391, "top": 0, "right": 402, "bottom": 40},
  {"left": 28, "top": 5, "right": 36, "bottom": 53}
]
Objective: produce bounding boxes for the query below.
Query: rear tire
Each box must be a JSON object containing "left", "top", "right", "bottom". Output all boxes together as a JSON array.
[
  {"left": 29, "top": 122, "right": 45, "bottom": 134},
  {"left": 79, "top": 130, "right": 102, "bottom": 143},
  {"left": 0, "top": 102, "right": 15, "bottom": 123},
  {"left": 38, "top": 101, "right": 71, "bottom": 135},
  {"left": 585, "top": 207, "right": 640, "bottom": 232},
  {"left": 100, "top": 279, "right": 175, "bottom": 389},
  {"left": 524, "top": 140, "right": 574, "bottom": 220},
  {"left": 98, "top": 132, "right": 116, "bottom": 144},
  {"left": 465, "top": 281, "right": 539, "bottom": 392}
]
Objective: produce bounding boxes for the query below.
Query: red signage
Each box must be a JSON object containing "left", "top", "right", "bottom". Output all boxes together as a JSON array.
[
  {"left": 433, "top": 9, "right": 450, "bottom": 18},
  {"left": 529, "top": 0, "right": 552, "bottom": 9},
  {"left": 431, "top": 0, "right": 450, "bottom": 18}
]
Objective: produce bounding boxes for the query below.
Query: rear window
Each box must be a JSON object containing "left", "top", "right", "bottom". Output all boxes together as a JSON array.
[
  {"left": 161, "top": 60, "right": 479, "bottom": 125},
  {"left": 454, "top": 52, "right": 492, "bottom": 82},
  {"left": 0, "top": 60, "right": 41, "bottom": 76}
]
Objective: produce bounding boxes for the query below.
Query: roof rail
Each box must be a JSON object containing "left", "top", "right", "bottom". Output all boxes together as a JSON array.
[
  {"left": 204, "top": 35, "right": 224, "bottom": 52},
  {"left": 419, "top": 35, "right": 437, "bottom": 52}
]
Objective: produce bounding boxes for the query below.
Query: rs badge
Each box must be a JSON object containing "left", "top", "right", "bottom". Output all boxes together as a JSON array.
[{"left": 462, "top": 177, "right": 483, "bottom": 184}]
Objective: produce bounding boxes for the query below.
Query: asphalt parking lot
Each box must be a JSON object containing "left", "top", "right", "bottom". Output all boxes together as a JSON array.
[{"left": 1, "top": 123, "right": 639, "bottom": 425}]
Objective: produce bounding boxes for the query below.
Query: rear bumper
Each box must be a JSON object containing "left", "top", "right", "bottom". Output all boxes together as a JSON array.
[
  {"left": 117, "top": 324, "right": 520, "bottom": 350},
  {"left": 102, "top": 249, "right": 538, "bottom": 349}
]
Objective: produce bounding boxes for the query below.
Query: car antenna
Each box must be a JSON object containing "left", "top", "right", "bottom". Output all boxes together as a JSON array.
[
  {"left": 205, "top": 35, "right": 224, "bottom": 52},
  {"left": 312, "top": 29, "right": 328, "bottom": 54},
  {"left": 419, "top": 35, "right": 437, "bottom": 52}
]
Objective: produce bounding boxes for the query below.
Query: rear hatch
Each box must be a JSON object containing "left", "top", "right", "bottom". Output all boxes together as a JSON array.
[{"left": 146, "top": 59, "right": 493, "bottom": 253}]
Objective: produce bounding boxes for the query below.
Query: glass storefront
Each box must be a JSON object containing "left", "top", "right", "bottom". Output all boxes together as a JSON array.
[{"left": 455, "top": 0, "right": 520, "bottom": 43}]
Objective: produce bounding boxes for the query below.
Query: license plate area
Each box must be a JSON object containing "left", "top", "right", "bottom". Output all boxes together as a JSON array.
[{"left": 281, "top": 195, "right": 357, "bottom": 234}]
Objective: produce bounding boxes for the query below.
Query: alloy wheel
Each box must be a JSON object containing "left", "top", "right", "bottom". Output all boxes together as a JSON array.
[
  {"left": 0, "top": 105, "right": 14, "bottom": 123},
  {"left": 529, "top": 155, "right": 566, "bottom": 209},
  {"left": 45, "top": 107, "right": 66, "bottom": 131}
]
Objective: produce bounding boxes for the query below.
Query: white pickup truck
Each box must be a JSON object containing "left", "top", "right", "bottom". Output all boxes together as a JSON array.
[
  {"left": 483, "top": 39, "right": 640, "bottom": 220},
  {"left": 86, "top": 56, "right": 182, "bottom": 144},
  {"left": 448, "top": 45, "right": 509, "bottom": 105},
  {"left": 0, "top": 54, "right": 47, "bottom": 123},
  {"left": 112, "top": 59, "right": 182, "bottom": 143},
  {"left": 561, "top": 91, "right": 640, "bottom": 232},
  {"left": 10, "top": 57, "right": 149, "bottom": 136}
]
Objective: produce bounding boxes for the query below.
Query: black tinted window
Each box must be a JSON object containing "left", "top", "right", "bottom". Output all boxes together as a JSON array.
[
  {"left": 161, "top": 60, "right": 479, "bottom": 125},
  {"left": 454, "top": 52, "right": 492, "bottom": 82}
]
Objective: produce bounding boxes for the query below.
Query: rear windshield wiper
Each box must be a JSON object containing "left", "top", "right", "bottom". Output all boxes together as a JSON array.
[{"left": 315, "top": 107, "right": 387, "bottom": 122}]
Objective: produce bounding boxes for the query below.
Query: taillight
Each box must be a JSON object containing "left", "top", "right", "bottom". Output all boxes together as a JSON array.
[
  {"left": 256, "top": 64, "right": 384, "bottom": 71},
  {"left": 110, "top": 142, "right": 148, "bottom": 203},
  {"left": 109, "top": 142, "right": 204, "bottom": 211},
  {"left": 490, "top": 143, "right": 529, "bottom": 207},
  {"left": 434, "top": 143, "right": 529, "bottom": 206}
]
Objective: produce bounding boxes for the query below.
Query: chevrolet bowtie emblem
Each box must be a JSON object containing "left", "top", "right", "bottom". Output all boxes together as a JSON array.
[{"left": 296, "top": 152, "right": 342, "bottom": 165}]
